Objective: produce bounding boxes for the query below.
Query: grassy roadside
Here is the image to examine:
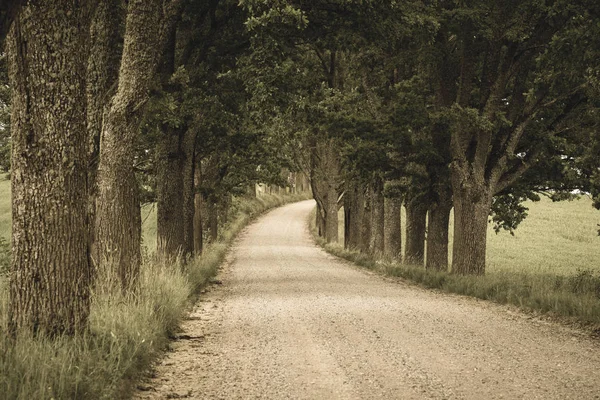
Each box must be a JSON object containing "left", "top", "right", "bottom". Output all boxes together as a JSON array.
[
  {"left": 311, "top": 207, "right": 600, "bottom": 332},
  {"left": 0, "top": 191, "right": 309, "bottom": 400}
]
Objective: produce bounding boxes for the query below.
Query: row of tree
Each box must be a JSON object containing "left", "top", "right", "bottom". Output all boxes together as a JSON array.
[
  {"left": 1, "top": 0, "right": 293, "bottom": 336},
  {"left": 241, "top": 0, "right": 600, "bottom": 274},
  {"left": 1, "top": 0, "right": 599, "bottom": 336}
]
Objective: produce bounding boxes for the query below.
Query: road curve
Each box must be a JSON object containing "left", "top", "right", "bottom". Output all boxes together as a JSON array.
[{"left": 136, "top": 200, "right": 600, "bottom": 400}]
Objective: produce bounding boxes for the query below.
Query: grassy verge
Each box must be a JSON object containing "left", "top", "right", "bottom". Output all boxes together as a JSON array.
[
  {"left": 0, "top": 191, "right": 309, "bottom": 400},
  {"left": 311, "top": 209, "right": 600, "bottom": 332}
]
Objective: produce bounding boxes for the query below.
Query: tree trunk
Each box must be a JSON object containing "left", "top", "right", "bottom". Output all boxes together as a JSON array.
[
  {"left": 316, "top": 202, "right": 326, "bottom": 237},
  {"left": 156, "top": 127, "right": 185, "bottom": 260},
  {"left": 7, "top": 0, "right": 92, "bottom": 335},
  {"left": 451, "top": 184, "right": 492, "bottom": 275},
  {"left": 208, "top": 200, "right": 218, "bottom": 243},
  {"left": 344, "top": 179, "right": 364, "bottom": 250},
  {"left": 325, "top": 183, "right": 338, "bottom": 243},
  {"left": 193, "top": 164, "right": 203, "bottom": 256},
  {"left": 86, "top": 0, "right": 122, "bottom": 271},
  {"left": 405, "top": 199, "right": 427, "bottom": 265},
  {"left": 359, "top": 186, "right": 371, "bottom": 253},
  {"left": 369, "top": 176, "right": 384, "bottom": 255},
  {"left": 426, "top": 194, "right": 452, "bottom": 271},
  {"left": 181, "top": 129, "right": 196, "bottom": 258},
  {"left": 95, "top": 0, "right": 163, "bottom": 290},
  {"left": 384, "top": 195, "right": 402, "bottom": 260}
]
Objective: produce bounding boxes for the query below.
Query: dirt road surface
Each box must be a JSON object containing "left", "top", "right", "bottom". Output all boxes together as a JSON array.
[{"left": 135, "top": 200, "right": 600, "bottom": 400}]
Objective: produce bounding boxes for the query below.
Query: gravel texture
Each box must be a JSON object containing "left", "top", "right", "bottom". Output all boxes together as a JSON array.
[{"left": 135, "top": 200, "right": 600, "bottom": 400}]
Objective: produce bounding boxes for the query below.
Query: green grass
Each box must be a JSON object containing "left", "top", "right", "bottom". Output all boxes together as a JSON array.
[
  {"left": 324, "top": 196, "right": 600, "bottom": 329},
  {"left": 0, "top": 188, "right": 310, "bottom": 400}
]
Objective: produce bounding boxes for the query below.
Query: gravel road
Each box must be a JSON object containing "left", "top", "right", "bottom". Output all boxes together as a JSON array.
[{"left": 136, "top": 200, "right": 600, "bottom": 400}]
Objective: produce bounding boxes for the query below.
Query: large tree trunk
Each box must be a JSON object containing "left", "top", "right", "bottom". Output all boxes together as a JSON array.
[
  {"left": 181, "top": 129, "right": 196, "bottom": 258},
  {"left": 451, "top": 181, "right": 492, "bottom": 275},
  {"left": 369, "top": 176, "right": 384, "bottom": 255},
  {"left": 405, "top": 199, "right": 427, "bottom": 265},
  {"left": 96, "top": 0, "right": 164, "bottom": 290},
  {"left": 86, "top": 0, "right": 122, "bottom": 270},
  {"left": 426, "top": 194, "right": 452, "bottom": 271},
  {"left": 309, "top": 136, "right": 340, "bottom": 243},
  {"left": 156, "top": 21, "right": 185, "bottom": 261},
  {"left": 344, "top": 179, "right": 363, "bottom": 250},
  {"left": 7, "top": 0, "right": 92, "bottom": 335},
  {"left": 156, "top": 127, "right": 185, "bottom": 260},
  {"left": 193, "top": 163, "right": 203, "bottom": 256},
  {"left": 383, "top": 195, "right": 402, "bottom": 260}
]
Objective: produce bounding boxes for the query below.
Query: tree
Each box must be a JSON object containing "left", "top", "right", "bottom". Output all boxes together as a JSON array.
[
  {"left": 95, "top": 0, "right": 180, "bottom": 290},
  {"left": 7, "top": 0, "right": 93, "bottom": 335},
  {"left": 434, "top": 1, "right": 600, "bottom": 274}
]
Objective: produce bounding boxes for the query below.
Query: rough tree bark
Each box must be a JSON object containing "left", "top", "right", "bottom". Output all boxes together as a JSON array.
[
  {"left": 309, "top": 137, "right": 340, "bottom": 243},
  {"left": 182, "top": 129, "right": 196, "bottom": 257},
  {"left": 426, "top": 192, "right": 452, "bottom": 271},
  {"left": 193, "top": 162, "right": 203, "bottom": 256},
  {"left": 156, "top": 23, "right": 185, "bottom": 260},
  {"left": 450, "top": 174, "right": 492, "bottom": 275},
  {"left": 7, "top": 0, "right": 92, "bottom": 335},
  {"left": 359, "top": 186, "right": 372, "bottom": 253},
  {"left": 156, "top": 126, "right": 186, "bottom": 259},
  {"left": 95, "top": 0, "right": 165, "bottom": 290},
  {"left": 369, "top": 175, "right": 384, "bottom": 255},
  {"left": 405, "top": 198, "right": 427, "bottom": 265},
  {"left": 344, "top": 178, "right": 364, "bottom": 250},
  {"left": 383, "top": 195, "right": 402, "bottom": 260},
  {"left": 86, "top": 0, "right": 122, "bottom": 270}
]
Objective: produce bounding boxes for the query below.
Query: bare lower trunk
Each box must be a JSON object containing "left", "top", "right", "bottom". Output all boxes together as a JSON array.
[
  {"left": 316, "top": 202, "right": 325, "bottom": 237},
  {"left": 325, "top": 184, "right": 338, "bottom": 243},
  {"left": 156, "top": 127, "right": 185, "bottom": 259},
  {"left": 7, "top": 1, "right": 92, "bottom": 335},
  {"left": 359, "top": 186, "right": 371, "bottom": 253},
  {"left": 181, "top": 129, "right": 196, "bottom": 258},
  {"left": 86, "top": 0, "right": 122, "bottom": 271},
  {"left": 208, "top": 200, "right": 218, "bottom": 243},
  {"left": 95, "top": 0, "right": 163, "bottom": 290},
  {"left": 383, "top": 195, "right": 402, "bottom": 260},
  {"left": 405, "top": 200, "right": 427, "bottom": 265},
  {"left": 451, "top": 186, "right": 491, "bottom": 275},
  {"left": 426, "top": 195, "right": 452, "bottom": 271},
  {"left": 193, "top": 165, "right": 203, "bottom": 256},
  {"left": 369, "top": 176, "right": 384, "bottom": 255},
  {"left": 344, "top": 179, "right": 363, "bottom": 250}
]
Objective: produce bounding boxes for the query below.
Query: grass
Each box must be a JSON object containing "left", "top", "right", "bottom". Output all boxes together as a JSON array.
[
  {"left": 0, "top": 175, "right": 9, "bottom": 241},
  {"left": 321, "top": 196, "right": 600, "bottom": 329},
  {"left": 0, "top": 183, "right": 310, "bottom": 400}
]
